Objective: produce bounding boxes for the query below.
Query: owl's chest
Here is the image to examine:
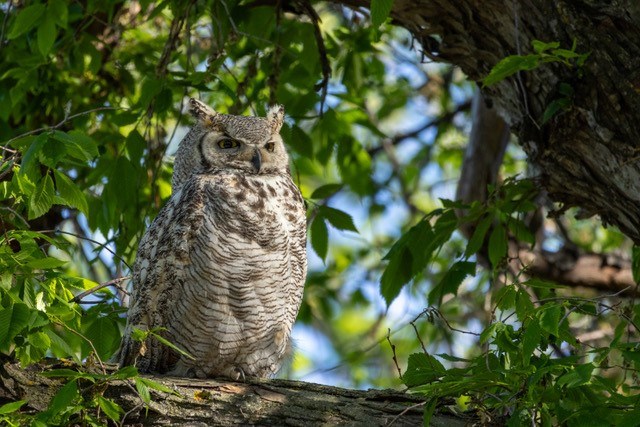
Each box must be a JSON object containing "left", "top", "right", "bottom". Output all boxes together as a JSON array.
[{"left": 197, "top": 174, "right": 299, "bottom": 244}]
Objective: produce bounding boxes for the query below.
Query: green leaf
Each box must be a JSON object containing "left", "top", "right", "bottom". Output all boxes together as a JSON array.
[
  {"left": 488, "top": 224, "right": 508, "bottom": 268},
  {"left": 136, "top": 376, "right": 176, "bottom": 394},
  {"left": 319, "top": 206, "right": 358, "bottom": 232},
  {"left": 149, "top": 329, "right": 196, "bottom": 360},
  {"left": 507, "top": 218, "right": 535, "bottom": 246},
  {"left": 7, "top": 4, "right": 46, "bottom": 39},
  {"left": 0, "top": 400, "right": 27, "bottom": 415},
  {"left": 37, "top": 14, "right": 56, "bottom": 56},
  {"left": 29, "top": 173, "right": 55, "bottom": 220},
  {"left": 482, "top": 54, "right": 539, "bottom": 87},
  {"left": 49, "top": 0, "right": 68, "bottom": 28},
  {"left": 26, "top": 256, "right": 66, "bottom": 269},
  {"left": 96, "top": 396, "right": 123, "bottom": 422},
  {"left": 522, "top": 278, "right": 566, "bottom": 289},
  {"left": 464, "top": 214, "right": 492, "bottom": 257},
  {"left": 428, "top": 261, "right": 476, "bottom": 305},
  {"left": 19, "top": 134, "right": 47, "bottom": 178},
  {"left": 50, "top": 130, "right": 99, "bottom": 162},
  {"left": 370, "top": 0, "right": 394, "bottom": 27},
  {"left": 310, "top": 215, "right": 328, "bottom": 261},
  {"left": 40, "top": 369, "right": 96, "bottom": 381},
  {"left": 135, "top": 377, "right": 151, "bottom": 404},
  {"left": 287, "top": 125, "right": 313, "bottom": 158},
  {"left": 522, "top": 318, "right": 541, "bottom": 364},
  {"left": 83, "top": 316, "right": 119, "bottom": 360},
  {"left": 542, "top": 97, "right": 571, "bottom": 124},
  {"left": 27, "top": 331, "right": 52, "bottom": 350},
  {"left": 110, "top": 365, "right": 139, "bottom": 380},
  {"left": 45, "top": 329, "right": 82, "bottom": 363},
  {"left": 380, "top": 218, "right": 446, "bottom": 305},
  {"left": 403, "top": 353, "right": 446, "bottom": 387},
  {"left": 539, "top": 304, "right": 562, "bottom": 337},
  {"left": 310, "top": 184, "right": 343, "bottom": 200},
  {"left": 422, "top": 399, "right": 437, "bottom": 427},
  {"left": 532, "top": 40, "right": 560, "bottom": 53},
  {"left": 0, "top": 303, "right": 31, "bottom": 350},
  {"left": 380, "top": 244, "right": 412, "bottom": 306},
  {"left": 515, "top": 289, "right": 535, "bottom": 320},
  {"left": 131, "top": 327, "right": 149, "bottom": 342},
  {"left": 137, "top": 78, "right": 163, "bottom": 109},
  {"left": 46, "top": 379, "right": 78, "bottom": 416},
  {"left": 53, "top": 170, "right": 88, "bottom": 215},
  {"left": 556, "top": 363, "right": 595, "bottom": 388}
]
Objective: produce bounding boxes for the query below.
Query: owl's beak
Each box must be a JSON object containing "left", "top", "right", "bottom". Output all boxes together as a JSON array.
[{"left": 251, "top": 148, "right": 262, "bottom": 173}]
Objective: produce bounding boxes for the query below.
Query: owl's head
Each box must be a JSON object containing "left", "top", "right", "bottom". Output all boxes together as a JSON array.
[{"left": 172, "top": 98, "right": 291, "bottom": 191}]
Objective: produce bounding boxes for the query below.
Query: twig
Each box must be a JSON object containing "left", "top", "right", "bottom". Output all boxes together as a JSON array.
[
  {"left": 387, "top": 401, "right": 426, "bottom": 426},
  {"left": 5, "top": 106, "right": 120, "bottom": 145},
  {"left": 56, "top": 320, "right": 107, "bottom": 374},
  {"left": 38, "top": 229, "right": 132, "bottom": 270},
  {"left": 386, "top": 328, "right": 403, "bottom": 380},
  {"left": 410, "top": 317, "right": 429, "bottom": 355},
  {"left": 70, "top": 276, "right": 131, "bottom": 303},
  {"left": 297, "top": 1, "right": 330, "bottom": 114},
  {"left": 367, "top": 100, "right": 472, "bottom": 156},
  {"left": 0, "top": 1, "right": 13, "bottom": 48}
]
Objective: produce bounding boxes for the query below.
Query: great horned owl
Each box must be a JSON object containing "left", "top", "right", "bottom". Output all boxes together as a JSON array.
[{"left": 118, "top": 98, "right": 307, "bottom": 379}]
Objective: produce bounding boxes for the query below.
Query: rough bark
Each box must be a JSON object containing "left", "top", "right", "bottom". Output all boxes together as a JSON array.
[
  {"left": 457, "top": 92, "right": 637, "bottom": 296},
  {"left": 351, "top": 0, "right": 640, "bottom": 244},
  {"left": 0, "top": 361, "right": 471, "bottom": 426}
]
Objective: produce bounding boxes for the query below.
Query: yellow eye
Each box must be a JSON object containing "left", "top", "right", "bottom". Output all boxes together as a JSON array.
[
  {"left": 218, "top": 138, "right": 239, "bottom": 149},
  {"left": 265, "top": 142, "right": 275, "bottom": 152}
]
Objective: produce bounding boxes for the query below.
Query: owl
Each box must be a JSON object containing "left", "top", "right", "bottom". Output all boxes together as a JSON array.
[{"left": 118, "top": 98, "right": 307, "bottom": 379}]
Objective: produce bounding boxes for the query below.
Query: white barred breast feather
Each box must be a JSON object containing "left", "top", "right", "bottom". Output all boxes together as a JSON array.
[{"left": 118, "top": 99, "right": 307, "bottom": 378}]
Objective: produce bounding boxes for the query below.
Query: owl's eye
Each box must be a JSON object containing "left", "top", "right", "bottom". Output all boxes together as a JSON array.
[
  {"left": 217, "top": 138, "right": 240, "bottom": 149},
  {"left": 264, "top": 142, "right": 275, "bottom": 152}
]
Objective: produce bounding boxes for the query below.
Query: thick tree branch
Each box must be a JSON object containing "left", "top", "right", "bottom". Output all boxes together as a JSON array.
[
  {"left": 339, "top": 0, "right": 640, "bottom": 244},
  {"left": 0, "top": 361, "right": 471, "bottom": 426}
]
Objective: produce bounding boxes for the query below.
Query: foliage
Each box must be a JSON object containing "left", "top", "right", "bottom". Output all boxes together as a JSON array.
[
  {"left": 482, "top": 39, "right": 589, "bottom": 124},
  {"left": 482, "top": 39, "right": 589, "bottom": 87},
  {"left": 0, "top": 0, "right": 638, "bottom": 425},
  {"left": 392, "top": 180, "right": 640, "bottom": 425}
]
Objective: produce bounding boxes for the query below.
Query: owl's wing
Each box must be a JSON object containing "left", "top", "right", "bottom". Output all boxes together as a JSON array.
[{"left": 118, "top": 180, "right": 204, "bottom": 372}]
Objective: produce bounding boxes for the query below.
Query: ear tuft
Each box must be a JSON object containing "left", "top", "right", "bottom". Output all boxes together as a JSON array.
[
  {"left": 267, "top": 105, "right": 285, "bottom": 134},
  {"left": 189, "top": 98, "right": 218, "bottom": 125}
]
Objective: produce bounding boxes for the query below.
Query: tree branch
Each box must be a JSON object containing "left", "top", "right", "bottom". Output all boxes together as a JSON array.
[{"left": 0, "top": 361, "right": 472, "bottom": 426}]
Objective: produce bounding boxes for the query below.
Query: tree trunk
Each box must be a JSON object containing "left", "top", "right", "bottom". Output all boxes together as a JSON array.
[
  {"left": 0, "top": 361, "right": 471, "bottom": 426},
  {"left": 366, "top": 0, "right": 640, "bottom": 243}
]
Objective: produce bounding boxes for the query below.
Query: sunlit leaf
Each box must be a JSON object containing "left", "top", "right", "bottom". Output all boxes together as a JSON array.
[
  {"left": 29, "top": 173, "right": 55, "bottom": 220},
  {"left": 482, "top": 55, "right": 539, "bottom": 87},
  {"left": 0, "top": 303, "right": 31, "bottom": 350},
  {"left": 53, "top": 170, "right": 88, "bottom": 215},
  {"left": 96, "top": 396, "right": 123, "bottom": 422},
  {"left": 135, "top": 379, "right": 151, "bottom": 405},
  {"left": 0, "top": 400, "right": 27, "bottom": 415}
]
